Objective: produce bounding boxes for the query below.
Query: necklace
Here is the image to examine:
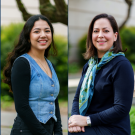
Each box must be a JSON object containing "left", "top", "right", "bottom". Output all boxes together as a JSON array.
[
  {"left": 36, "top": 59, "right": 51, "bottom": 77},
  {"left": 27, "top": 53, "right": 52, "bottom": 78}
]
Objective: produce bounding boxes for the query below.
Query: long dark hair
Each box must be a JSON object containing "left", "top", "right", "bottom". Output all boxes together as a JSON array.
[
  {"left": 3, "top": 15, "right": 57, "bottom": 92},
  {"left": 83, "top": 13, "right": 125, "bottom": 59}
]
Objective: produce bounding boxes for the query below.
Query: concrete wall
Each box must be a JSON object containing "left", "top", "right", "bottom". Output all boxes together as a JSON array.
[
  {"left": 69, "top": 0, "right": 135, "bottom": 62},
  {"left": 1, "top": 0, "right": 67, "bottom": 36}
]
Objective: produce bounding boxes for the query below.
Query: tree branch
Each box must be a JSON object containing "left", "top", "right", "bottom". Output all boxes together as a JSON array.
[
  {"left": 119, "top": 0, "right": 132, "bottom": 30},
  {"left": 39, "top": 0, "right": 55, "bottom": 16},
  {"left": 16, "top": 0, "right": 67, "bottom": 25},
  {"left": 15, "top": 0, "right": 33, "bottom": 21},
  {"left": 54, "top": 0, "right": 67, "bottom": 14},
  {"left": 39, "top": 0, "right": 67, "bottom": 25}
]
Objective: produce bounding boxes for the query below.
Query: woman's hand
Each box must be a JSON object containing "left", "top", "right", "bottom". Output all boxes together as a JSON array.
[
  {"left": 68, "top": 115, "right": 87, "bottom": 127},
  {"left": 68, "top": 126, "right": 85, "bottom": 133}
]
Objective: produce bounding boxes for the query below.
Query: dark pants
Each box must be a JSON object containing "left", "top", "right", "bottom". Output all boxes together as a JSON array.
[
  {"left": 68, "top": 126, "right": 113, "bottom": 135},
  {"left": 10, "top": 115, "right": 55, "bottom": 135}
]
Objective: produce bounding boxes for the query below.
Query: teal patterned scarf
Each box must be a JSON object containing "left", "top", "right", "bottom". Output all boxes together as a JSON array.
[{"left": 79, "top": 51, "right": 125, "bottom": 115}]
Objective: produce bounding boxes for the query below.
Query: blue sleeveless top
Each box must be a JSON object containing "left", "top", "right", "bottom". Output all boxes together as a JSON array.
[{"left": 14, "top": 53, "right": 60, "bottom": 124}]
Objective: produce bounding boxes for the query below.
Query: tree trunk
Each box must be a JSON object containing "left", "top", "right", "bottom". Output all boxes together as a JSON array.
[{"left": 119, "top": 0, "right": 133, "bottom": 30}]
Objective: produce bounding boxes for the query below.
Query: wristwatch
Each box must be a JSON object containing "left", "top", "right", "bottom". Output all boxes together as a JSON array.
[{"left": 87, "top": 116, "right": 91, "bottom": 126}]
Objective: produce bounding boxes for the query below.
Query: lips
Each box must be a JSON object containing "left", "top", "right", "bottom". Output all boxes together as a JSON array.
[
  {"left": 38, "top": 40, "right": 47, "bottom": 45},
  {"left": 97, "top": 40, "right": 107, "bottom": 45},
  {"left": 38, "top": 41, "right": 47, "bottom": 43},
  {"left": 97, "top": 40, "right": 106, "bottom": 42},
  {"left": 38, "top": 40, "right": 47, "bottom": 42}
]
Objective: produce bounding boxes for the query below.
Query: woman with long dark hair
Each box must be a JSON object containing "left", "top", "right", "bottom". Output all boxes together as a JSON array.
[
  {"left": 3, "top": 15, "right": 62, "bottom": 135},
  {"left": 68, "top": 13, "right": 134, "bottom": 135}
]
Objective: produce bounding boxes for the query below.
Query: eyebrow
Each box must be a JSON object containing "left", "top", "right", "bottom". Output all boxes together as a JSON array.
[
  {"left": 33, "top": 28, "right": 50, "bottom": 30},
  {"left": 93, "top": 27, "right": 109, "bottom": 29}
]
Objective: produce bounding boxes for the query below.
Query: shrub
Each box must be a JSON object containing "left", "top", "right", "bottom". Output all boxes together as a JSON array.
[
  {"left": 130, "top": 106, "right": 135, "bottom": 135},
  {"left": 1, "top": 23, "right": 24, "bottom": 69},
  {"left": 49, "top": 35, "right": 68, "bottom": 99},
  {"left": 1, "top": 23, "right": 24, "bottom": 98},
  {"left": 120, "top": 26, "right": 135, "bottom": 64},
  {"left": 78, "top": 34, "right": 87, "bottom": 67},
  {"left": 1, "top": 23, "right": 68, "bottom": 100}
]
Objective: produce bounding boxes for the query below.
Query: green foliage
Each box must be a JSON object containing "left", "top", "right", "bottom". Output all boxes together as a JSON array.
[
  {"left": 78, "top": 34, "right": 87, "bottom": 67},
  {"left": 120, "top": 26, "right": 135, "bottom": 64},
  {"left": 1, "top": 101, "right": 13, "bottom": 110},
  {"left": 1, "top": 71, "right": 13, "bottom": 98},
  {"left": 58, "top": 99, "right": 68, "bottom": 107},
  {"left": 1, "top": 95, "right": 14, "bottom": 110},
  {"left": 1, "top": 95, "right": 13, "bottom": 101},
  {"left": 1, "top": 23, "right": 24, "bottom": 99},
  {"left": 68, "top": 62, "right": 80, "bottom": 73},
  {"left": 1, "top": 23, "right": 24, "bottom": 69},
  {"left": 49, "top": 35, "right": 68, "bottom": 99},
  {"left": 130, "top": 106, "right": 135, "bottom": 135},
  {"left": 1, "top": 23, "right": 67, "bottom": 100},
  {"left": 131, "top": 63, "right": 135, "bottom": 71}
]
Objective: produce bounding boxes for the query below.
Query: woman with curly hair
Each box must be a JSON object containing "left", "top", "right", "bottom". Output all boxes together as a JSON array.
[{"left": 3, "top": 15, "right": 63, "bottom": 135}]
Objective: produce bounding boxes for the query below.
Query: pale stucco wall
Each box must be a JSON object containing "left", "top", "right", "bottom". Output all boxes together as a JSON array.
[{"left": 1, "top": 0, "right": 67, "bottom": 36}]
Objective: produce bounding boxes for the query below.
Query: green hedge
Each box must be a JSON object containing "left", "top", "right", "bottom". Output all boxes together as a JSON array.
[
  {"left": 130, "top": 106, "right": 135, "bottom": 135},
  {"left": 1, "top": 23, "right": 24, "bottom": 69},
  {"left": 1, "top": 23, "right": 68, "bottom": 100},
  {"left": 78, "top": 34, "right": 87, "bottom": 67},
  {"left": 78, "top": 26, "right": 135, "bottom": 67},
  {"left": 1, "top": 23, "right": 24, "bottom": 98},
  {"left": 49, "top": 35, "right": 68, "bottom": 99},
  {"left": 120, "top": 26, "right": 135, "bottom": 64}
]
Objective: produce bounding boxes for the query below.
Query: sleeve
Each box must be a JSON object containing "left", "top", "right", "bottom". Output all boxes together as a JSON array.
[
  {"left": 89, "top": 60, "right": 134, "bottom": 126},
  {"left": 11, "top": 57, "right": 51, "bottom": 135},
  {"left": 71, "top": 63, "right": 88, "bottom": 115},
  {"left": 53, "top": 98, "right": 63, "bottom": 135}
]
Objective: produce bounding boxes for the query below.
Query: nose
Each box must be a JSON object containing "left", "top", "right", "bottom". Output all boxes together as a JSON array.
[
  {"left": 98, "top": 31, "right": 104, "bottom": 38},
  {"left": 40, "top": 31, "right": 46, "bottom": 38}
]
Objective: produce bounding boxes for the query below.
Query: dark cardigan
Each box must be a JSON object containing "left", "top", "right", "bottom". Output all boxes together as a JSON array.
[{"left": 71, "top": 56, "right": 134, "bottom": 135}]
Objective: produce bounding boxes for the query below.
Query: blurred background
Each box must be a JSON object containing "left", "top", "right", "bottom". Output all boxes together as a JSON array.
[
  {"left": 68, "top": 0, "right": 135, "bottom": 135},
  {"left": 1, "top": 0, "right": 68, "bottom": 134}
]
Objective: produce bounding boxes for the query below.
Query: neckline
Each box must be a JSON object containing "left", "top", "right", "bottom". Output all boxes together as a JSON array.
[
  {"left": 98, "top": 58, "right": 101, "bottom": 63},
  {"left": 26, "top": 53, "right": 53, "bottom": 79}
]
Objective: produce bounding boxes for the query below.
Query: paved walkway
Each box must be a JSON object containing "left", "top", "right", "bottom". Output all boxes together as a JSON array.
[{"left": 1, "top": 111, "right": 67, "bottom": 135}]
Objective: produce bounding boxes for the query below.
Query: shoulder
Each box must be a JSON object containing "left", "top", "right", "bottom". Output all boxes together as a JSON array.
[
  {"left": 11, "top": 57, "right": 30, "bottom": 82},
  {"left": 12, "top": 57, "right": 30, "bottom": 71},
  {"left": 111, "top": 56, "right": 134, "bottom": 77},
  {"left": 111, "top": 55, "right": 132, "bottom": 69},
  {"left": 111, "top": 55, "right": 129, "bottom": 65}
]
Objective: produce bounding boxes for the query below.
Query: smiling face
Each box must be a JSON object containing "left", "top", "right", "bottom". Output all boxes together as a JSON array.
[
  {"left": 29, "top": 19, "right": 52, "bottom": 53},
  {"left": 92, "top": 18, "right": 118, "bottom": 58}
]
